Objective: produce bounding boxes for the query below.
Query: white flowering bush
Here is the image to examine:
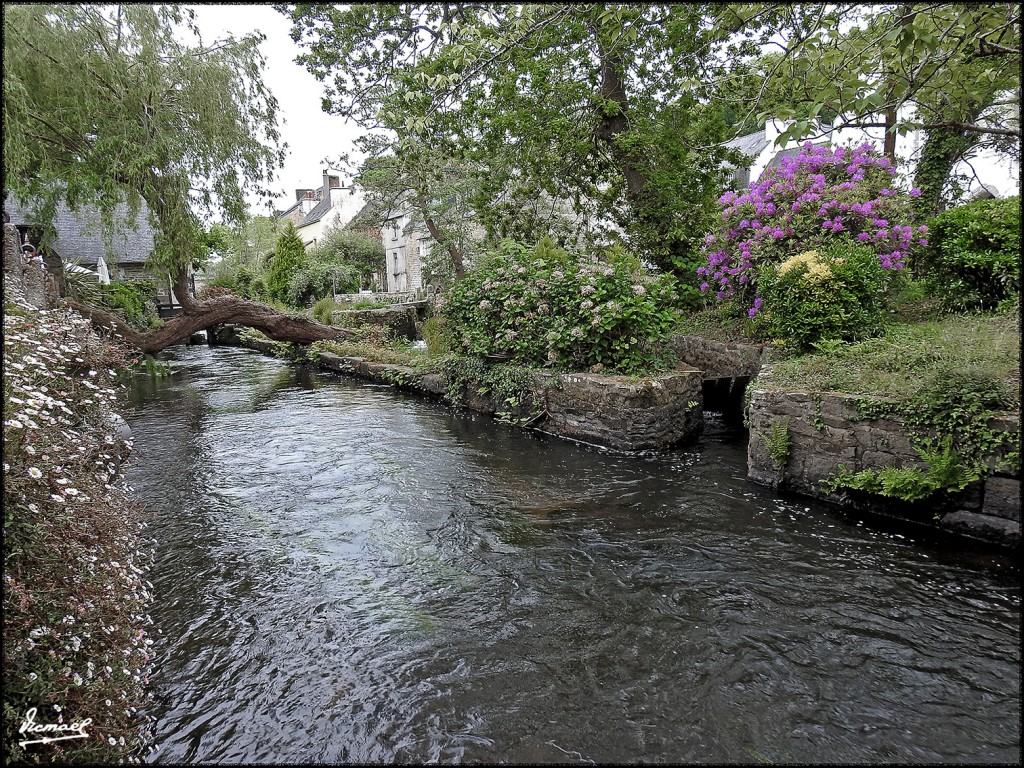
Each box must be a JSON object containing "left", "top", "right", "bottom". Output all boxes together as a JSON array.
[
  {"left": 3, "top": 293, "right": 155, "bottom": 763},
  {"left": 441, "top": 238, "right": 681, "bottom": 374}
]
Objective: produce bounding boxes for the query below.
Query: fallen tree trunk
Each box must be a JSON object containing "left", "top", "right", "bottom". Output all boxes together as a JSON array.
[{"left": 65, "top": 294, "right": 356, "bottom": 355}]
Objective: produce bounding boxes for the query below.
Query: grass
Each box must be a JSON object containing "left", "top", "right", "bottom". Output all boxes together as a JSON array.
[
  {"left": 758, "top": 309, "right": 1021, "bottom": 405},
  {"left": 311, "top": 338, "right": 427, "bottom": 368},
  {"left": 674, "top": 302, "right": 759, "bottom": 343}
]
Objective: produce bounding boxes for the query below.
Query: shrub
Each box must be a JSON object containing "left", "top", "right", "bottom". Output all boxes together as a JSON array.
[
  {"left": 311, "top": 296, "right": 339, "bottom": 325},
  {"left": 700, "top": 142, "right": 928, "bottom": 317},
  {"left": 97, "top": 281, "right": 157, "bottom": 330},
  {"left": 266, "top": 222, "right": 306, "bottom": 304},
  {"left": 420, "top": 316, "right": 451, "bottom": 356},
  {"left": 919, "top": 195, "right": 1020, "bottom": 311},
  {"left": 757, "top": 243, "right": 889, "bottom": 349},
  {"left": 441, "top": 237, "right": 680, "bottom": 374},
  {"left": 287, "top": 260, "right": 359, "bottom": 307}
]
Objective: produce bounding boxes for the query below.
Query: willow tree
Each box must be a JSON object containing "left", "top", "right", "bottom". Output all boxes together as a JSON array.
[{"left": 3, "top": 4, "right": 352, "bottom": 352}]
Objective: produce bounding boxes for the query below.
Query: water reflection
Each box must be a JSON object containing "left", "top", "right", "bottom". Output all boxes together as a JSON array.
[{"left": 125, "top": 346, "right": 1021, "bottom": 764}]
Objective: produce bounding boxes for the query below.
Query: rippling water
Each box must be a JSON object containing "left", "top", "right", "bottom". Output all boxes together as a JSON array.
[{"left": 125, "top": 345, "right": 1021, "bottom": 764}]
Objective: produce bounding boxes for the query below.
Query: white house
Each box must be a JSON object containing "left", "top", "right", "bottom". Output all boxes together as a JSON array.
[
  {"left": 724, "top": 117, "right": 1020, "bottom": 198},
  {"left": 276, "top": 170, "right": 365, "bottom": 249}
]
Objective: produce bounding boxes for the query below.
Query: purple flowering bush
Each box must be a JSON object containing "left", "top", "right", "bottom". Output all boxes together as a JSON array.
[
  {"left": 699, "top": 142, "right": 928, "bottom": 319},
  {"left": 442, "top": 237, "right": 680, "bottom": 373}
]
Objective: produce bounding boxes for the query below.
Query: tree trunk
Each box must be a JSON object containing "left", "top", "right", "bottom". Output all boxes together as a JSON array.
[
  {"left": 594, "top": 45, "right": 649, "bottom": 207},
  {"left": 65, "top": 294, "right": 355, "bottom": 355},
  {"left": 414, "top": 192, "right": 465, "bottom": 280},
  {"left": 911, "top": 99, "right": 987, "bottom": 224}
]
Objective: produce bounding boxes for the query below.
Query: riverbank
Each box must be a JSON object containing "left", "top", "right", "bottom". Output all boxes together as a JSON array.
[
  {"left": 3, "top": 231, "right": 154, "bottom": 763},
  {"left": 215, "top": 319, "right": 1020, "bottom": 550}
]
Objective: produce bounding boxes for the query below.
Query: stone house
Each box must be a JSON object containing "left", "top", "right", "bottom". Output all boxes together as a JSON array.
[
  {"left": 3, "top": 192, "right": 184, "bottom": 306},
  {"left": 381, "top": 207, "right": 428, "bottom": 294},
  {"left": 276, "top": 171, "right": 365, "bottom": 250}
]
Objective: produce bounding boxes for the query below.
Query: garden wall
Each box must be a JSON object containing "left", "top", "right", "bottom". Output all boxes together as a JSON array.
[
  {"left": 668, "top": 334, "right": 766, "bottom": 379},
  {"left": 330, "top": 305, "right": 418, "bottom": 340},
  {"left": 747, "top": 387, "right": 1021, "bottom": 548},
  {"left": 314, "top": 350, "right": 704, "bottom": 452}
]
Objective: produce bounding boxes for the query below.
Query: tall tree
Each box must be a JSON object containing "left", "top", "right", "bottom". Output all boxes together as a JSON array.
[
  {"left": 3, "top": 4, "right": 352, "bottom": 351},
  {"left": 278, "top": 3, "right": 802, "bottom": 293},
  {"left": 735, "top": 4, "right": 1020, "bottom": 192}
]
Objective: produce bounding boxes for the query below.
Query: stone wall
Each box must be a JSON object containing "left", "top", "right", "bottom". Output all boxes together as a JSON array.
[
  {"left": 747, "top": 387, "right": 1021, "bottom": 548},
  {"left": 3, "top": 223, "right": 54, "bottom": 309},
  {"left": 536, "top": 370, "right": 703, "bottom": 451},
  {"left": 668, "top": 334, "right": 766, "bottom": 378},
  {"left": 331, "top": 305, "right": 419, "bottom": 341},
  {"left": 316, "top": 351, "right": 703, "bottom": 452}
]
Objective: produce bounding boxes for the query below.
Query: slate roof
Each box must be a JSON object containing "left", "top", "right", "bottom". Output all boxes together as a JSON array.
[
  {"left": 723, "top": 128, "right": 771, "bottom": 162},
  {"left": 4, "top": 192, "right": 156, "bottom": 266},
  {"left": 300, "top": 195, "right": 333, "bottom": 225}
]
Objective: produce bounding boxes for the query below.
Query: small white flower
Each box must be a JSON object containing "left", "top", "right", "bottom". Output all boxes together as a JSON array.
[{"left": 27, "top": 466, "right": 43, "bottom": 478}]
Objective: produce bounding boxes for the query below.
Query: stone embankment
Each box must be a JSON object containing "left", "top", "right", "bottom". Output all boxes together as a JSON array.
[
  {"left": 746, "top": 388, "right": 1021, "bottom": 548},
  {"left": 224, "top": 330, "right": 703, "bottom": 452}
]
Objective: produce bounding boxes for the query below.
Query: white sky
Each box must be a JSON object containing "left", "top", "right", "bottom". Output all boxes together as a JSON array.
[{"left": 186, "top": 4, "right": 363, "bottom": 215}]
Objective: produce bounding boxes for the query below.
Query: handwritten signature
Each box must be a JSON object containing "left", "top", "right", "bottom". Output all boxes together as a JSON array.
[{"left": 18, "top": 707, "right": 92, "bottom": 747}]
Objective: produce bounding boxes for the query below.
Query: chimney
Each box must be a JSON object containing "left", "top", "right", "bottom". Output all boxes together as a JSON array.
[{"left": 322, "top": 171, "right": 341, "bottom": 200}]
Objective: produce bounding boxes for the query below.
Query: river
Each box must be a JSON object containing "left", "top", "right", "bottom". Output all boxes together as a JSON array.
[{"left": 124, "top": 345, "right": 1020, "bottom": 764}]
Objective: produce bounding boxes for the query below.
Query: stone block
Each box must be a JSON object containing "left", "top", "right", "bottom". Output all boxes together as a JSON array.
[
  {"left": 542, "top": 370, "right": 702, "bottom": 451},
  {"left": 939, "top": 510, "right": 1020, "bottom": 548},
  {"left": 982, "top": 477, "right": 1021, "bottom": 522}
]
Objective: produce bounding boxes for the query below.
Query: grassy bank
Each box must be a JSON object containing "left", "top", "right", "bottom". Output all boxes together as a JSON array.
[
  {"left": 3, "top": 296, "right": 154, "bottom": 764},
  {"left": 759, "top": 309, "right": 1020, "bottom": 405}
]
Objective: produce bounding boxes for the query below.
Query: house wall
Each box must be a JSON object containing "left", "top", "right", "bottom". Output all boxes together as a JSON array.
[
  {"left": 383, "top": 213, "right": 426, "bottom": 293},
  {"left": 296, "top": 187, "right": 366, "bottom": 250}
]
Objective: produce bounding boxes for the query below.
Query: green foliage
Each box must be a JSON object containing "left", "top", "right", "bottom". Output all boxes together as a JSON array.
[
  {"left": 3, "top": 5, "right": 284, "bottom": 279},
  {"left": 202, "top": 215, "right": 281, "bottom": 300},
  {"left": 96, "top": 282, "right": 157, "bottom": 330},
  {"left": 764, "top": 419, "right": 791, "bottom": 471},
  {"left": 283, "top": 5, "right": 752, "bottom": 282},
  {"left": 286, "top": 228, "right": 385, "bottom": 306},
  {"left": 288, "top": 260, "right": 359, "bottom": 307},
  {"left": 311, "top": 228, "right": 386, "bottom": 289},
  {"left": 311, "top": 297, "right": 340, "bottom": 325},
  {"left": 920, "top": 196, "right": 1021, "bottom": 311},
  {"left": 757, "top": 243, "right": 890, "bottom": 349},
  {"left": 826, "top": 371, "right": 1020, "bottom": 502},
  {"left": 442, "top": 238, "right": 681, "bottom": 374},
  {"left": 760, "top": 311, "right": 1020, "bottom": 401},
  {"left": 746, "top": 5, "right": 1020, "bottom": 155},
  {"left": 266, "top": 222, "right": 306, "bottom": 304},
  {"left": 435, "top": 356, "right": 544, "bottom": 424},
  {"left": 420, "top": 316, "right": 452, "bottom": 356}
]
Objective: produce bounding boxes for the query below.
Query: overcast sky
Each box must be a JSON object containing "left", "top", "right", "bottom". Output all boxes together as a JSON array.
[{"left": 187, "top": 4, "right": 364, "bottom": 215}]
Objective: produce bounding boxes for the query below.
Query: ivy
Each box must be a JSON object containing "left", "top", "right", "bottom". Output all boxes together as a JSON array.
[{"left": 828, "top": 371, "right": 1020, "bottom": 501}]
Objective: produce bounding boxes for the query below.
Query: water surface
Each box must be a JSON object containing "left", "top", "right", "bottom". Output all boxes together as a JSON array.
[{"left": 126, "top": 346, "right": 1021, "bottom": 764}]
